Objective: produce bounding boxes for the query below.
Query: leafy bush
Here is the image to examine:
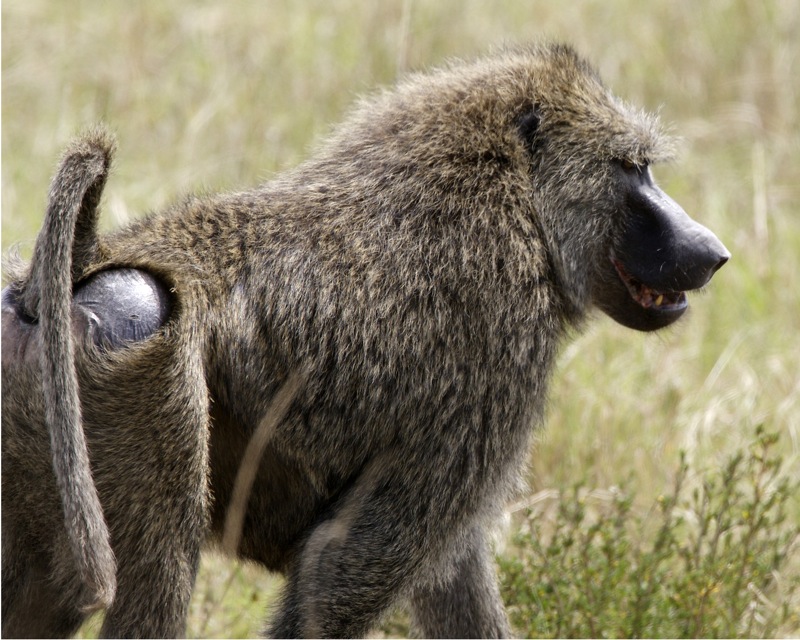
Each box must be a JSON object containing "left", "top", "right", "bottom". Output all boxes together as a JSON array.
[{"left": 499, "top": 428, "right": 799, "bottom": 638}]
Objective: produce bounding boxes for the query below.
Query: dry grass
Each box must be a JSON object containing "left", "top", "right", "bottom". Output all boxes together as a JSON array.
[{"left": 3, "top": 0, "right": 798, "bottom": 637}]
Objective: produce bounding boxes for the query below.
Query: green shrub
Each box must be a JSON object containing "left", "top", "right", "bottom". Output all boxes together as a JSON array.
[{"left": 499, "top": 427, "right": 799, "bottom": 638}]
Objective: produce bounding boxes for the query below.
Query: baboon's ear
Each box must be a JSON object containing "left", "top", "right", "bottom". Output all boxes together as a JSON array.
[{"left": 517, "top": 104, "right": 542, "bottom": 150}]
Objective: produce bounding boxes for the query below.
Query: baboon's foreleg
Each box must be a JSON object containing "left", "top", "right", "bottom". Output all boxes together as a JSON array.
[
  {"left": 265, "top": 448, "right": 487, "bottom": 638},
  {"left": 409, "top": 525, "right": 511, "bottom": 638}
]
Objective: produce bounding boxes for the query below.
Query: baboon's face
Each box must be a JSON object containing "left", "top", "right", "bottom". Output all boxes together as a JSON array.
[
  {"left": 591, "top": 160, "right": 730, "bottom": 331},
  {"left": 519, "top": 113, "right": 729, "bottom": 332}
]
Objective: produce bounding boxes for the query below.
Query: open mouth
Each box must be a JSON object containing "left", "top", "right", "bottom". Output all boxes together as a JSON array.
[{"left": 611, "top": 257, "right": 688, "bottom": 312}]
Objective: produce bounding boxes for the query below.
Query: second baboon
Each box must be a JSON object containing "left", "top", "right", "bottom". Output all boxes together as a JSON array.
[{"left": 2, "top": 43, "right": 729, "bottom": 638}]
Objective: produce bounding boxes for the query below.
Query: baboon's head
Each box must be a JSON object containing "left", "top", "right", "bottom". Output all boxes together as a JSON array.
[
  {"left": 496, "top": 44, "right": 729, "bottom": 331},
  {"left": 504, "top": 44, "right": 730, "bottom": 331},
  {"left": 513, "top": 45, "right": 730, "bottom": 331},
  {"left": 329, "top": 43, "right": 729, "bottom": 332}
]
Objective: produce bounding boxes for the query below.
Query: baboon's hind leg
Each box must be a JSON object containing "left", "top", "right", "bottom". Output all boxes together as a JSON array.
[
  {"left": 56, "top": 281, "right": 212, "bottom": 639},
  {"left": 92, "top": 333, "right": 209, "bottom": 638}
]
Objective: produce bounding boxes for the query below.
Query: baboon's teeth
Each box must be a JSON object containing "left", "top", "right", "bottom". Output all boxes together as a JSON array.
[{"left": 611, "top": 256, "right": 688, "bottom": 312}]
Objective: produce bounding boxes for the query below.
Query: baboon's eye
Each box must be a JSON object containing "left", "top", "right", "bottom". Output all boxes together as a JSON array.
[{"left": 619, "top": 158, "right": 646, "bottom": 173}]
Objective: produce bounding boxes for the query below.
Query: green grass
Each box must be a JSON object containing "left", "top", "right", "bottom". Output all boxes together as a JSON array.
[
  {"left": 3, "top": 0, "right": 798, "bottom": 637},
  {"left": 500, "top": 428, "right": 799, "bottom": 638}
]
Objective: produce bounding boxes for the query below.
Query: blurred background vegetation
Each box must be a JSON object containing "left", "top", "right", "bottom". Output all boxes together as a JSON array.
[{"left": 2, "top": 0, "right": 798, "bottom": 637}]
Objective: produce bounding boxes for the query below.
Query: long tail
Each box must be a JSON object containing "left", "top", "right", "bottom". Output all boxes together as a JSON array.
[{"left": 22, "top": 127, "right": 118, "bottom": 611}]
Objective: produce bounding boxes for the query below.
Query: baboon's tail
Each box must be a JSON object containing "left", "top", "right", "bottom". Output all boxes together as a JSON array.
[{"left": 21, "top": 127, "right": 118, "bottom": 611}]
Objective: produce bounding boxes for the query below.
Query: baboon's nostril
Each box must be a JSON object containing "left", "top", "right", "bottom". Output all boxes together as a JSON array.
[{"left": 711, "top": 249, "right": 731, "bottom": 274}]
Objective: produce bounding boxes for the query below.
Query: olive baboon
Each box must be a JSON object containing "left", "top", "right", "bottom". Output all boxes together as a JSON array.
[{"left": 2, "top": 43, "right": 729, "bottom": 638}]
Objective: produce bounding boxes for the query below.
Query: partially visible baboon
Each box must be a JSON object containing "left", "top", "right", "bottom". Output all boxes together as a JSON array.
[
  {"left": 2, "top": 43, "right": 729, "bottom": 638},
  {"left": 3, "top": 129, "right": 208, "bottom": 637}
]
